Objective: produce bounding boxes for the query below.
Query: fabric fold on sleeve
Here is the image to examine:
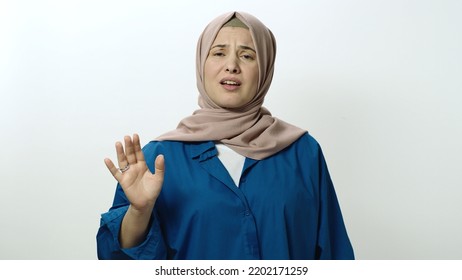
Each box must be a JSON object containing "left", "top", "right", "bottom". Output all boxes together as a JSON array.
[
  {"left": 315, "top": 145, "right": 355, "bottom": 260},
  {"left": 97, "top": 205, "right": 167, "bottom": 260}
]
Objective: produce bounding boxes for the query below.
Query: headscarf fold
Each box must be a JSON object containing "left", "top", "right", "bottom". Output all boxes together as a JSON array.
[{"left": 157, "top": 11, "right": 306, "bottom": 160}]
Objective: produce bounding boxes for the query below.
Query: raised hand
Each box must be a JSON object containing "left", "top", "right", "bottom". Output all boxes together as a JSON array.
[{"left": 104, "top": 134, "right": 164, "bottom": 213}]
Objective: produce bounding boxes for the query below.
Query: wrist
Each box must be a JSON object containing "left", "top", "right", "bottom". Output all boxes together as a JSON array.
[{"left": 127, "top": 204, "right": 154, "bottom": 218}]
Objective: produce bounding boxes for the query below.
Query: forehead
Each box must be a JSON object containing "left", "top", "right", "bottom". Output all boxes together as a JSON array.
[{"left": 212, "top": 27, "right": 255, "bottom": 47}]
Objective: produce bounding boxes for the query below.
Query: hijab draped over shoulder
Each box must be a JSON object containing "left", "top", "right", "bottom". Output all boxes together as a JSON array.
[{"left": 156, "top": 11, "right": 306, "bottom": 160}]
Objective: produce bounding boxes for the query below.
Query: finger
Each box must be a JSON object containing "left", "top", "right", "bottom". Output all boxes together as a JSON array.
[
  {"left": 115, "top": 141, "right": 128, "bottom": 168},
  {"left": 154, "top": 154, "right": 165, "bottom": 179},
  {"left": 124, "top": 135, "right": 137, "bottom": 164},
  {"left": 133, "top": 133, "right": 145, "bottom": 162},
  {"left": 104, "top": 158, "right": 122, "bottom": 181}
]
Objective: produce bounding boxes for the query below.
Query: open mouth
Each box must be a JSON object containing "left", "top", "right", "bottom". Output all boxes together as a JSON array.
[{"left": 220, "top": 79, "right": 241, "bottom": 86}]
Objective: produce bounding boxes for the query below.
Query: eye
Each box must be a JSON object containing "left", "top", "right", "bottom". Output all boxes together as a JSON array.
[
  {"left": 212, "top": 51, "right": 225, "bottom": 57},
  {"left": 241, "top": 53, "right": 255, "bottom": 60}
]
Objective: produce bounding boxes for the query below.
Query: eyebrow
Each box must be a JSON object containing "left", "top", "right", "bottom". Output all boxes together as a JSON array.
[{"left": 210, "top": 44, "right": 256, "bottom": 53}]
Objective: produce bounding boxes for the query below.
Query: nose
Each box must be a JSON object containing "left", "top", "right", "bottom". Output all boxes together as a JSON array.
[{"left": 225, "top": 56, "right": 241, "bottom": 74}]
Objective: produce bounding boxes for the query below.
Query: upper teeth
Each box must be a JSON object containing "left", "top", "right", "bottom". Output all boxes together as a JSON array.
[{"left": 223, "top": 81, "right": 238, "bottom": 85}]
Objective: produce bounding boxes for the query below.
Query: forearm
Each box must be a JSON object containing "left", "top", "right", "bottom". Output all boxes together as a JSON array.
[{"left": 119, "top": 204, "right": 154, "bottom": 248}]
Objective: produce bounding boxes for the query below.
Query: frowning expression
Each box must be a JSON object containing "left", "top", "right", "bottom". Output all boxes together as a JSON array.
[{"left": 204, "top": 27, "right": 259, "bottom": 109}]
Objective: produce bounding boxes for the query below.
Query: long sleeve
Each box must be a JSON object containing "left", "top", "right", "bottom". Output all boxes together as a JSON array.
[
  {"left": 96, "top": 184, "right": 168, "bottom": 260},
  {"left": 314, "top": 144, "right": 354, "bottom": 259}
]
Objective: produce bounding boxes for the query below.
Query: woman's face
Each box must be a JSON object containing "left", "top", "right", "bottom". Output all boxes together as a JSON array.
[{"left": 204, "top": 27, "right": 259, "bottom": 109}]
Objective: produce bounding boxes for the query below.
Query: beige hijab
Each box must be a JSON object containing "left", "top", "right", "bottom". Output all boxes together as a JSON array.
[{"left": 157, "top": 11, "right": 306, "bottom": 160}]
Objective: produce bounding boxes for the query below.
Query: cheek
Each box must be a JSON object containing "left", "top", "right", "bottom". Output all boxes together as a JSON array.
[
  {"left": 204, "top": 59, "right": 221, "bottom": 76},
  {"left": 203, "top": 62, "right": 211, "bottom": 81},
  {"left": 203, "top": 65, "right": 216, "bottom": 91},
  {"left": 249, "top": 69, "right": 259, "bottom": 96}
]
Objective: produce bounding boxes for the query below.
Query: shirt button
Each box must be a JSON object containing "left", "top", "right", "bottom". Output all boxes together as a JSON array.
[{"left": 245, "top": 210, "right": 250, "bottom": 216}]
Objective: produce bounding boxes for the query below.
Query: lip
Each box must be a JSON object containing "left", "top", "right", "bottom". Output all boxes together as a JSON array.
[
  {"left": 220, "top": 77, "right": 242, "bottom": 85},
  {"left": 220, "top": 77, "right": 242, "bottom": 91}
]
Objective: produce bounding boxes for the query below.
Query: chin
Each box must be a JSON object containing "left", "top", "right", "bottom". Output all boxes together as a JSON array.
[
  {"left": 214, "top": 98, "right": 242, "bottom": 109},
  {"left": 220, "top": 101, "right": 247, "bottom": 109},
  {"left": 220, "top": 104, "right": 240, "bottom": 109}
]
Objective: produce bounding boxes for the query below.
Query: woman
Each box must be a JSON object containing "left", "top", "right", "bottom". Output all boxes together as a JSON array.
[{"left": 97, "top": 11, "right": 354, "bottom": 260}]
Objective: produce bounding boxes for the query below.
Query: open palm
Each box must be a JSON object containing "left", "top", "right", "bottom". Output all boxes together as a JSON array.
[{"left": 104, "top": 134, "right": 164, "bottom": 212}]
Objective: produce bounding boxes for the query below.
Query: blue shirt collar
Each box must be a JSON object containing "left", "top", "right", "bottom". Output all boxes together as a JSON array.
[{"left": 188, "top": 141, "right": 217, "bottom": 161}]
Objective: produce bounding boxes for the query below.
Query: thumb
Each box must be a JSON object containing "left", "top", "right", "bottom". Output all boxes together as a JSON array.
[{"left": 154, "top": 154, "right": 165, "bottom": 178}]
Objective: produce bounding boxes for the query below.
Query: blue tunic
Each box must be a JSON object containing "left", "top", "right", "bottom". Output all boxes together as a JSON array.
[{"left": 96, "top": 133, "right": 354, "bottom": 259}]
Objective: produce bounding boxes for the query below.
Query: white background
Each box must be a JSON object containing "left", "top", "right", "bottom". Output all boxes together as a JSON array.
[{"left": 1, "top": 0, "right": 461, "bottom": 259}]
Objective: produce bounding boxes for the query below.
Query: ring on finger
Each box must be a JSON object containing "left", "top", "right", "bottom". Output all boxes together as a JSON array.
[{"left": 119, "top": 164, "right": 130, "bottom": 173}]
